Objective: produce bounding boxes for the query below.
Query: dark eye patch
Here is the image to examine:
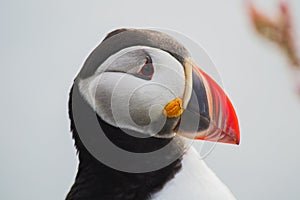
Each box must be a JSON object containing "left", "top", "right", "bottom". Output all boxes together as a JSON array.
[
  {"left": 137, "top": 56, "right": 154, "bottom": 80},
  {"left": 141, "top": 63, "right": 154, "bottom": 76}
]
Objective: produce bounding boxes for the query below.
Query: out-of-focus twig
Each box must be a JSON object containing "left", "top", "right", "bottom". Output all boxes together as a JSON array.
[
  {"left": 248, "top": 0, "right": 300, "bottom": 67},
  {"left": 248, "top": 0, "right": 300, "bottom": 96}
]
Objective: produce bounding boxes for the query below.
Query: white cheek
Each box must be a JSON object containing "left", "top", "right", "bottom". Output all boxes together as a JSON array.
[
  {"left": 78, "top": 76, "right": 97, "bottom": 110},
  {"left": 79, "top": 72, "right": 179, "bottom": 135},
  {"left": 128, "top": 83, "right": 177, "bottom": 123},
  {"left": 110, "top": 75, "right": 174, "bottom": 134},
  {"left": 78, "top": 46, "right": 186, "bottom": 136},
  {"left": 149, "top": 48, "right": 185, "bottom": 98}
]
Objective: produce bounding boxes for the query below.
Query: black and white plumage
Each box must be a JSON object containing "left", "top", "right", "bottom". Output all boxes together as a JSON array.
[{"left": 66, "top": 28, "right": 240, "bottom": 200}]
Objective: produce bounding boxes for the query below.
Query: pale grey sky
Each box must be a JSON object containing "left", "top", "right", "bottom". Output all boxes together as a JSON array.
[{"left": 1, "top": 0, "right": 300, "bottom": 199}]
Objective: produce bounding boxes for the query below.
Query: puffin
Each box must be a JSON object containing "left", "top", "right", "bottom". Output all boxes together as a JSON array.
[{"left": 66, "top": 28, "right": 240, "bottom": 200}]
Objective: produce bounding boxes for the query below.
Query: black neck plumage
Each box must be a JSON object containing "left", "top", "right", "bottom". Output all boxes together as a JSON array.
[{"left": 66, "top": 85, "right": 184, "bottom": 200}]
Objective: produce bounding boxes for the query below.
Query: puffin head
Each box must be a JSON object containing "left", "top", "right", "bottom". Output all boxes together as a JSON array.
[
  {"left": 69, "top": 28, "right": 240, "bottom": 166},
  {"left": 78, "top": 44, "right": 187, "bottom": 138}
]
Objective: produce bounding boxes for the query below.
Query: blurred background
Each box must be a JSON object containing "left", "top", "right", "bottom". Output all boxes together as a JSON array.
[{"left": 1, "top": 0, "right": 300, "bottom": 199}]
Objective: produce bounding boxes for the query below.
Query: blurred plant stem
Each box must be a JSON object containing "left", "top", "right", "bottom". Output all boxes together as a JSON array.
[
  {"left": 248, "top": 0, "right": 299, "bottom": 67},
  {"left": 248, "top": 0, "right": 300, "bottom": 96}
]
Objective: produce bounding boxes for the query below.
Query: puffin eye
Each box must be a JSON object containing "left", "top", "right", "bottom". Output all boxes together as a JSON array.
[{"left": 137, "top": 56, "right": 154, "bottom": 80}]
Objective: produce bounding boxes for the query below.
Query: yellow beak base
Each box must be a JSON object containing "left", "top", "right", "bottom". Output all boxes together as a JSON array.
[{"left": 163, "top": 98, "right": 183, "bottom": 118}]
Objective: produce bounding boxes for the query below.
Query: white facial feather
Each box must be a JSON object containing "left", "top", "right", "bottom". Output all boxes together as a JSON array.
[{"left": 78, "top": 46, "right": 185, "bottom": 136}]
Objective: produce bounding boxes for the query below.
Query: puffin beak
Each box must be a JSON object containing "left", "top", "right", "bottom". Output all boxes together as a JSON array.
[{"left": 174, "top": 59, "right": 240, "bottom": 145}]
